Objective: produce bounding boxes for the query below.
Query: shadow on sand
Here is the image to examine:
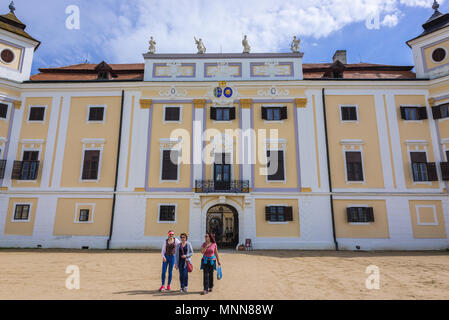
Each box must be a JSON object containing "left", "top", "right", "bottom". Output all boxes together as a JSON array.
[{"left": 113, "top": 289, "right": 204, "bottom": 297}]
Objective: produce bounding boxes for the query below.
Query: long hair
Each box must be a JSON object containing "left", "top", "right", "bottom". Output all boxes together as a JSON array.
[{"left": 206, "top": 232, "right": 216, "bottom": 244}]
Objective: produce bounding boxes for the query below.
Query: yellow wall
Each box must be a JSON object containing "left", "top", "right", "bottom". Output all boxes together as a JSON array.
[
  {"left": 147, "top": 103, "right": 193, "bottom": 189},
  {"left": 12, "top": 97, "right": 53, "bottom": 188},
  {"left": 252, "top": 102, "right": 298, "bottom": 189},
  {"left": 4, "top": 198, "right": 38, "bottom": 236},
  {"left": 60, "top": 96, "right": 121, "bottom": 188},
  {"left": 53, "top": 198, "right": 113, "bottom": 236},
  {"left": 255, "top": 199, "right": 299, "bottom": 238},
  {"left": 0, "top": 42, "right": 22, "bottom": 71},
  {"left": 145, "top": 198, "right": 190, "bottom": 237},
  {"left": 325, "top": 95, "right": 384, "bottom": 189},
  {"left": 409, "top": 200, "right": 447, "bottom": 239},
  {"left": 334, "top": 199, "right": 390, "bottom": 239},
  {"left": 395, "top": 95, "right": 439, "bottom": 189},
  {"left": 424, "top": 40, "right": 449, "bottom": 70}
]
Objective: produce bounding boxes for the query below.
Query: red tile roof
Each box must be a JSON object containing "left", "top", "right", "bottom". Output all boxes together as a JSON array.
[{"left": 29, "top": 62, "right": 416, "bottom": 81}]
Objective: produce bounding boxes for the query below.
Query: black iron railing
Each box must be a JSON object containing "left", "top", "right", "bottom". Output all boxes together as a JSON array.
[
  {"left": 11, "top": 160, "right": 40, "bottom": 181},
  {"left": 0, "top": 160, "right": 5, "bottom": 179},
  {"left": 195, "top": 180, "right": 250, "bottom": 193}
]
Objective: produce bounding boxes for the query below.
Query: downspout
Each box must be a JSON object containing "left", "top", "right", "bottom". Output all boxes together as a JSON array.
[
  {"left": 107, "top": 90, "right": 125, "bottom": 250},
  {"left": 321, "top": 88, "right": 339, "bottom": 251}
]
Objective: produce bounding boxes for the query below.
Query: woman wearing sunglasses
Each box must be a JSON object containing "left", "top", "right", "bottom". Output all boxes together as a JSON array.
[
  {"left": 159, "top": 230, "right": 180, "bottom": 292},
  {"left": 174, "top": 233, "right": 193, "bottom": 293},
  {"left": 200, "top": 232, "right": 221, "bottom": 295}
]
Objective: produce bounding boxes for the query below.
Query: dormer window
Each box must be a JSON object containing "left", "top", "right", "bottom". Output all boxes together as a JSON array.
[{"left": 94, "top": 61, "right": 116, "bottom": 81}]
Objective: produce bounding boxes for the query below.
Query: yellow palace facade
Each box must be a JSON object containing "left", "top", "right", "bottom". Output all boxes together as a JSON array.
[{"left": 0, "top": 4, "right": 448, "bottom": 250}]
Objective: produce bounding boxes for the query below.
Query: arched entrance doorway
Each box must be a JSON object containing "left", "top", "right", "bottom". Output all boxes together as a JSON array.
[{"left": 206, "top": 204, "right": 239, "bottom": 248}]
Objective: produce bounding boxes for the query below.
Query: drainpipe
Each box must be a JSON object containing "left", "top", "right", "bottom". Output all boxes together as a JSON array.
[
  {"left": 107, "top": 90, "right": 125, "bottom": 250},
  {"left": 321, "top": 88, "right": 339, "bottom": 251}
]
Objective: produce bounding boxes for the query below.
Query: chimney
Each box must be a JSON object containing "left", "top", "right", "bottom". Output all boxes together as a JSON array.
[{"left": 333, "top": 50, "right": 347, "bottom": 64}]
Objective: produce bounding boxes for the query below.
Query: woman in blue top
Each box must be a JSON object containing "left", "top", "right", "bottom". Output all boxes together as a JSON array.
[{"left": 174, "top": 233, "right": 193, "bottom": 293}]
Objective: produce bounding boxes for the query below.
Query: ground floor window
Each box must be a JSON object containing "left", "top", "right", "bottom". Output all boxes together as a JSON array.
[
  {"left": 265, "top": 206, "right": 293, "bottom": 222},
  {"left": 159, "top": 205, "right": 176, "bottom": 222},
  {"left": 346, "top": 207, "right": 374, "bottom": 223},
  {"left": 14, "top": 204, "right": 30, "bottom": 221}
]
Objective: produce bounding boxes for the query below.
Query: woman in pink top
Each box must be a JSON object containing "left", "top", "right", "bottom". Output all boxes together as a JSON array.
[{"left": 200, "top": 232, "right": 221, "bottom": 295}]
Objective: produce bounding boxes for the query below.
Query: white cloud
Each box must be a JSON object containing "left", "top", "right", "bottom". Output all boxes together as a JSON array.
[{"left": 103, "top": 0, "right": 436, "bottom": 62}]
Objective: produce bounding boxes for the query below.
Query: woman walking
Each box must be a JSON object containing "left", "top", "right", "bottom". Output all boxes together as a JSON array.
[
  {"left": 200, "top": 232, "right": 221, "bottom": 295},
  {"left": 174, "top": 233, "right": 193, "bottom": 293},
  {"left": 159, "top": 230, "right": 180, "bottom": 292}
]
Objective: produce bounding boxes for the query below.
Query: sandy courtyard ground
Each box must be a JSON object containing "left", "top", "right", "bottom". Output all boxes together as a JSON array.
[{"left": 0, "top": 249, "right": 448, "bottom": 300}]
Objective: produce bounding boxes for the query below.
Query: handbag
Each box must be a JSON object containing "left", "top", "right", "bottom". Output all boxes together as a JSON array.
[
  {"left": 217, "top": 265, "right": 222, "bottom": 280},
  {"left": 181, "top": 244, "right": 193, "bottom": 273}
]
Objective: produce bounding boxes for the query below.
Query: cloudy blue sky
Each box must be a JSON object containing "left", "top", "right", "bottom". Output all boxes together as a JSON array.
[{"left": 5, "top": 0, "right": 445, "bottom": 74}]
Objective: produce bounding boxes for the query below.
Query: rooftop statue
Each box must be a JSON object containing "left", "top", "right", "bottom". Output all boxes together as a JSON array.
[
  {"left": 194, "top": 37, "right": 206, "bottom": 54},
  {"left": 242, "top": 35, "right": 251, "bottom": 53},
  {"left": 148, "top": 36, "right": 156, "bottom": 54},
  {"left": 291, "top": 36, "right": 300, "bottom": 53}
]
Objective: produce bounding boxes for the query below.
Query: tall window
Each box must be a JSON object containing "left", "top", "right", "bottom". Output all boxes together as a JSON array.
[
  {"left": 0, "top": 103, "right": 8, "bottom": 119},
  {"left": 21, "top": 151, "right": 39, "bottom": 180},
  {"left": 82, "top": 150, "right": 100, "bottom": 180},
  {"left": 29, "top": 106, "right": 46, "bottom": 121},
  {"left": 411, "top": 152, "right": 428, "bottom": 182},
  {"left": 14, "top": 204, "right": 30, "bottom": 221},
  {"left": 159, "top": 205, "right": 176, "bottom": 222},
  {"left": 345, "top": 151, "right": 364, "bottom": 182},
  {"left": 161, "top": 150, "right": 179, "bottom": 181},
  {"left": 341, "top": 106, "right": 357, "bottom": 121},
  {"left": 266, "top": 150, "right": 285, "bottom": 181}
]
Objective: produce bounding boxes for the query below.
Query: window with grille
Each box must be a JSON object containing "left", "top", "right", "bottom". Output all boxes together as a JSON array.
[
  {"left": 159, "top": 205, "right": 176, "bottom": 222},
  {"left": 341, "top": 106, "right": 357, "bottom": 121},
  {"left": 346, "top": 207, "right": 374, "bottom": 223},
  {"left": 161, "top": 150, "right": 179, "bottom": 181},
  {"left": 79, "top": 209, "right": 90, "bottom": 222}
]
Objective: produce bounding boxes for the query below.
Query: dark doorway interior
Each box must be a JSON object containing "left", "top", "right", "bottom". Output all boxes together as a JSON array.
[{"left": 206, "top": 204, "right": 238, "bottom": 248}]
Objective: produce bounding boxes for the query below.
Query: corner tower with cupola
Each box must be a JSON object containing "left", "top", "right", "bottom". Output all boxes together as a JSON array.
[{"left": 0, "top": 2, "right": 39, "bottom": 82}]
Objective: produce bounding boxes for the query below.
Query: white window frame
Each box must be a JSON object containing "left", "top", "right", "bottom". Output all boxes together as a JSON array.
[
  {"left": 264, "top": 139, "right": 287, "bottom": 184},
  {"left": 406, "top": 141, "right": 432, "bottom": 185},
  {"left": 74, "top": 203, "right": 96, "bottom": 224},
  {"left": 430, "top": 46, "right": 448, "bottom": 64},
  {"left": 79, "top": 143, "right": 104, "bottom": 183},
  {"left": 262, "top": 104, "right": 286, "bottom": 124},
  {"left": 157, "top": 203, "right": 178, "bottom": 224},
  {"left": 347, "top": 204, "right": 372, "bottom": 225},
  {"left": 0, "top": 101, "right": 11, "bottom": 122},
  {"left": 266, "top": 203, "right": 290, "bottom": 224},
  {"left": 416, "top": 205, "right": 438, "bottom": 226},
  {"left": 341, "top": 140, "right": 365, "bottom": 185},
  {"left": 163, "top": 105, "right": 183, "bottom": 124},
  {"left": 27, "top": 105, "right": 48, "bottom": 124},
  {"left": 86, "top": 104, "right": 107, "bottom": 124},
  {"left": 11, "top": 202, "right": 32, "bottom": 223},
  {"left": 339, "top": 104, "right": 359, "bottom": 124}
]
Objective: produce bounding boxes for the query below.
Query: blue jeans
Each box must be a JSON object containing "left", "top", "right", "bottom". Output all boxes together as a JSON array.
[
  {"left": 161, "top": 254, "right": 175, "bottom": 286},
  {"left": 179, "top": 259, "right": 188, "bottom": 289}
]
